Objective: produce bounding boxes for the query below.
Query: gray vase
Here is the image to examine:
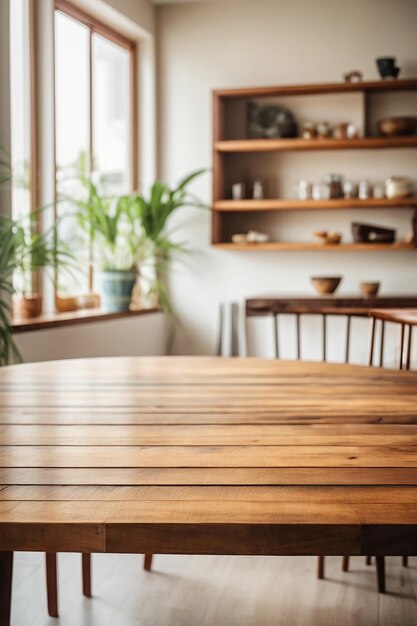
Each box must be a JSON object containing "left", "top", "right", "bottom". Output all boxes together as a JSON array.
[{"left": 97, "top": 270, "right": 136, "bottom": 312}]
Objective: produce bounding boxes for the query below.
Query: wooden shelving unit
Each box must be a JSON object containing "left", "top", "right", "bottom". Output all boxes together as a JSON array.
[
  {"left": 212, "top": 78, "right": 417, "bottom": 250},
  {"left": 214, "top": 242, "right": 416, "bottom": 252}
]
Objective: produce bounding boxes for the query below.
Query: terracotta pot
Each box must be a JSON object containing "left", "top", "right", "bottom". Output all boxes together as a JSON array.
[
  {"left": 13, "top": 294, "right": 43, "bottom": 319},
  {"left": 55, "top": 295, "right": 79, "bottom": 313}
]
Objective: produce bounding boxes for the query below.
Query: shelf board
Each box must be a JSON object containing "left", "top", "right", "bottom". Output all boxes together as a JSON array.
[
  {"left": 215, "top": 136, "right": 417, "bottom": 153},
  {"left": 214, "top": 241, "right": 416, "bottom": 252},
  {"left": 214, "top": 198, "right": 417, "bottom": 212},
  {"left": 213, "top": 78, "right": 417, "bottom": 99}
]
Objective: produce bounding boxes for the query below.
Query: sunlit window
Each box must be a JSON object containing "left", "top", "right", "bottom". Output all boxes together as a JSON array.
[
  {"left": 9, "top": 0, "right": 34, "bottom": 295},
  {"left": 54, "top": 6, "right": 135, "bottom": 297}
]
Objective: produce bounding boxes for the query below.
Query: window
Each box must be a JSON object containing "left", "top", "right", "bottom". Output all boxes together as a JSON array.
[
  {"left": 54, "top": 1, "right": 137, "bottom": 296},
  {"left": 9, "top": 0, "right": 36, "bottom": 295}
]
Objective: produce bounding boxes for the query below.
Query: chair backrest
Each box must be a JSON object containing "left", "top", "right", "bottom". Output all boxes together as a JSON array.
[{"left": 217, "top": 301, "right": 240, "bottom": 357}]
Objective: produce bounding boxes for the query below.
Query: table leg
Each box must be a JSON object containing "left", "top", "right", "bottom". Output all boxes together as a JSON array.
[
  {"left": 375, "top": 556, "right": 386, "bottom": 594},
  {"left": 45, "top": 552, "right": 59, "bottom": 617},
  {"left": 317, "top": 556, "right": 324, "bottom": 579},
  {"left": 0, "top": 552, "right": 13, "bottom": 626},
  {"left": 82, "top": 553, "right": 92, "bottom": 597}
]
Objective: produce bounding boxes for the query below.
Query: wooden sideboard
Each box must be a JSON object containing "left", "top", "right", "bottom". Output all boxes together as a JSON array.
[{"left": 246, "top": 295, "right": 417, "bottom": 317}]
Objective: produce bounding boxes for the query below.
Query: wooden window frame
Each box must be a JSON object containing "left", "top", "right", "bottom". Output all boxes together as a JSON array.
[{"left": 53, "top": 0, "right": 138, "bottom": 294}]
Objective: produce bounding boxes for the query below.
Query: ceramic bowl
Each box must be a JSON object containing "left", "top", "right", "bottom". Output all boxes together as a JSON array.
[
  {"left": 360, "top": 281, "right": 380, "bottom": 297},
  {"left": 311, "top": 276, "right": 342, "bottom": 295},
  {"left": 377, "top": 116, "right": 417, "bottom": 137}
]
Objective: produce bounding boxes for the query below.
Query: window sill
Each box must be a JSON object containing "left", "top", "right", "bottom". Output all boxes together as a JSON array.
[{"left": 11, "top": 307, "right": 161, "bottom": 334}]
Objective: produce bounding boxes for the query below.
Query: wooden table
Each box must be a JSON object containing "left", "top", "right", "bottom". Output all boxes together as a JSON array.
[
  {"left": 1, "top": 356, "right": 417, "bottom": 623},
  {"left": 369, "top": 308, "right": 417, "bottom": 370}
]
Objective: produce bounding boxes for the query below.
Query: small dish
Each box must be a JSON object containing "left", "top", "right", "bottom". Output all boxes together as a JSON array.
[
  {"left": 311, "top": 276, "right": 342, "bottom": 295},
  {"left": 360, "top": 282, "right": 380, "bottom": 297}
]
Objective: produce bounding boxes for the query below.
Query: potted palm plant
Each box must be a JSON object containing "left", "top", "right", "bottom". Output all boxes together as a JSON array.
[
  {"left": 128, "top": 168, "right": 207, "bottom": 312},
  {"left": 74, "top": 178, "right": 144, "bottom": 312}
]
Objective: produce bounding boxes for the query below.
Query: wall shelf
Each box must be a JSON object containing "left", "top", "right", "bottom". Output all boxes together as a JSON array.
[
  {"left": 215, "top": 136, "right": 417, "bottom": 153},
  {"left": 212, "top": 78, "right": 417, "bottom": 249},
  {"left": 214, "top": 242, "right": 416, "bottom": 252},
  {"left": 214, "top": 198, "right": 417, "bottom": 212}
]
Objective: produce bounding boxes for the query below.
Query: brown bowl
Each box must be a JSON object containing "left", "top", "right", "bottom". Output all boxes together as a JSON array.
[
  {"left": 311, "top": 276, "right": 342, "bottom": 295},
  {"left": 377, "top": 116, "right": 417, "bottom": 137},
  {"left": 360, "top": 281, "right": 380, "bottom": 297}
]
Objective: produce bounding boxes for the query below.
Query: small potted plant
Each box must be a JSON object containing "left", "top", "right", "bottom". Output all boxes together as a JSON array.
[
  {"left": 12, "top": 213, "right": 72, "bottom": 319},
  {"left": 74, "top": 178, "right": 144, "bottom": 312}
]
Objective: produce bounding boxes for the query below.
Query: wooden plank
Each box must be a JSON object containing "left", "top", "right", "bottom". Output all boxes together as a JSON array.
[
  {"left": 215, "top": 136, "right": 417, "bottom": 153},
  {"left": 1, "top": 423, "right": 416, "bottom": 446},
  {"left": 1, "top": 467, "right": 417, "bottom": 486},
  {"left": 1, "top": 444, "right": 417, "bottom": 468},
  {"left": 214, "top": 241, "right": 416, "bottom": 252},
  {"left": 105, "top": 520, "right": 360, "bottom": 556},
  {"left": 214, "top": 198, "right": 417, "bottom": 212},
  {"left": 213, "top": 78, "right": 417, "bottom": 98},
  {"left": 2, "top": 485, "right": 416, "bottom": 504}
]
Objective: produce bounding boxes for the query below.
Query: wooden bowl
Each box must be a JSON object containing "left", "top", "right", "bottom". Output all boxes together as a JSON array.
[
  {"left": 377, "top": 116, "right": 417, "bottom": 137},
  {"left": 311, "top": 276, "right": 342, "bottom": 295},
  {"left": 360, "top": 281, "right": 380, "bottom": 297}
]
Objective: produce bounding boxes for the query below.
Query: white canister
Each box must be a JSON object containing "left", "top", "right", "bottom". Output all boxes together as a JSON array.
[{"left": 385, "top": 177, "right": 412, "bottom": 199}]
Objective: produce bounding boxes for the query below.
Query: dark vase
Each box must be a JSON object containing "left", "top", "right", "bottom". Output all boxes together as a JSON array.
[{"left": 376, "top": 57, "right": 401, "bottom": 79}]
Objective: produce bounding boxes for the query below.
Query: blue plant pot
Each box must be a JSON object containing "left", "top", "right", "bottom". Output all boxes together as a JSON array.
[{"left": 97, "top": 270, "right": 137, "bottom": 313}]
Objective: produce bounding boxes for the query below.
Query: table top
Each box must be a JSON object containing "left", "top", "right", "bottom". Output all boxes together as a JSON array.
[
  {"left": 369, "top": 308, "right": 417, "bottom": 326},
  {"left": 246, "top": 295, "right": 417, "bottom": 316},
  {"left": 0, "top": 356, "right": 416, "bottom": 557}
]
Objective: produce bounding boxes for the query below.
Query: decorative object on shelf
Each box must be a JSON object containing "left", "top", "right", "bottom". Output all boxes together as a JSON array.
[
  {"left": 377, "top": 116, "right": 417, "bottom": 137},
  {"left": 376, "top": 57, "right": 401, "bottom": 80},
  {"left": 372, "top": 183, "right": 386, "bottom": 199},
  {"left": 343, "top": 70, "right": 363, "bottom": 83},
  {"left": 252, "top": 180, "right": 264, "bottom": 200},
  {"left": 385, "top": 176, "right": 413, "bottom": 198},
  {"left": 314, "top": 230, "right": 342, "bottom": 245},
  {"left": 312, "top": 183, "right": 331, "bottom": 201},
  {"left": 358, "top": 179, "right": 373, "bottom": 199},
  {"left": 13, "top": 293, "right": 43, "bottom": 319},
  {"left": 352, "top": 222, "right": 396, "bottom": 243},
  {"left": 232, "top": 182, "right": 246, "bottom": 200},
  {"left": 248, "top": 102, "right": 297, "bottom": 139},
  {"left": 311, "top": 276, "right": 342, "bottom": 295},
  {"left": 405, "top": 231, "right": 415, "bottom": 244},
  {"left": 324, "top": 174, "right": 344, "bottom": 198},
  {"left": 232, "top": 230, "right": 269, "bottom": 244},
  {"left": 316, "top": 121, "right": 332, "bottom": 138},
  {"left": 302, "top": 122, "right": 316, "bottom": 140},
  {"left": 343, "top": 181, "right": 358, "bottom": 199},
  {"left": 332, "top": 122, "right": 357, "bottom": 139},
  {"left": 295, "top": 180, "right": 312, "bottom": 200},
  {"left": 55, "top": 295, "right": 79, "bottom": 313},
  {"left": 360, "top": 281, "right": 380, "bottom": 297},
  {"left": 78, "top": 292, "right": 101, "bottom": 309}
]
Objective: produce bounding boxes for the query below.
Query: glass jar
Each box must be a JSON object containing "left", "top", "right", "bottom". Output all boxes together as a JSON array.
[
  {"left": 295, "top": 180, "right": 312, "bottom": 200},
  {"left": 324, "top": 174, "right": 344, "bottom": 198}
]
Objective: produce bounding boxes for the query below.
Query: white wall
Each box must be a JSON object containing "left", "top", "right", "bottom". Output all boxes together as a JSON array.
[
  {"left": 157, "top": 0, "right": 417, "bottom": 363},
  {"left": 15, "top": 312, "right": 167, "bottom": 362}
]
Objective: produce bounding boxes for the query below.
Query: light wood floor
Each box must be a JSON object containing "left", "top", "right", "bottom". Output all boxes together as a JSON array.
[{"left": 11, "top": 553, "right": 417, "bottom": 625}]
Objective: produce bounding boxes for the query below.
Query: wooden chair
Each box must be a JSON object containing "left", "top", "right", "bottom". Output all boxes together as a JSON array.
[{"left": 249, "top": 307, "right": 406, "bottom": 594}]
